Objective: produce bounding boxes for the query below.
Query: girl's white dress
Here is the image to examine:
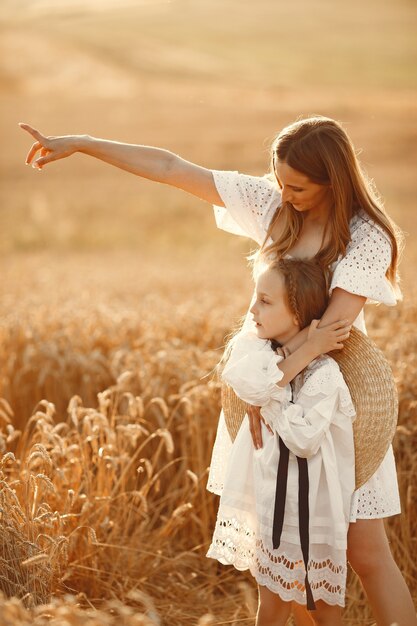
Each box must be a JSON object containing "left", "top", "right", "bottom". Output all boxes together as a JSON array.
[
  {"left": 207, "top": 331, "right": 356, "bottom": 607},
  {"left": 205, "top": 170, "right": 401, "bottom": 599}
]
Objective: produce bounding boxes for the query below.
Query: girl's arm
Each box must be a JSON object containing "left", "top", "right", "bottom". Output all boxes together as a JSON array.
[
  {"left": 272, "top": 390, "right": 341, "bottom": 458},
  {"left": 19, "top": 123, "right": 224, "bottom": 206},
  {"left": 222, "top": 336, "right": 289, "bottom": 407}
]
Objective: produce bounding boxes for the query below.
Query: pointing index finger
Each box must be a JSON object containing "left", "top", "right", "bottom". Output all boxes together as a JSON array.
[{"left": 19, "top": 122, "right": 45, "bottom": 143}]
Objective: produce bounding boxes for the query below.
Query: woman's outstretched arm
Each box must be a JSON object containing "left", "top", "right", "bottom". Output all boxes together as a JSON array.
[{"left": 19, "top": 123, "right": 224, "bottom": 206}]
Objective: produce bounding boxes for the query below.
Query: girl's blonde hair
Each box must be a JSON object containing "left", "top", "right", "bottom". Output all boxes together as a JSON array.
[{"left": 263, "top": 116, "right": 403, "bottom": 294}]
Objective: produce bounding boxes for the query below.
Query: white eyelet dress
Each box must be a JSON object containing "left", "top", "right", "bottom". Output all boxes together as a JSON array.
[
  {"left": 206, "top": 170, "right": 401, "bottom": 595},
  {"left": 207, "top": 330, "right": 357, "bottom": 607}
]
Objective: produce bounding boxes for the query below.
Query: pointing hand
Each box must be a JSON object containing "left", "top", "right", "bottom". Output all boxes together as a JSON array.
[{"left": 19, "top": 122, "right": 80, "bottom": 169}]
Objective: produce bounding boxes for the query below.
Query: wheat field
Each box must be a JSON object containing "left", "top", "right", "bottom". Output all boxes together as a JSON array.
[{"left": 0, "top": 0, "right": 416, "bottom": 624}]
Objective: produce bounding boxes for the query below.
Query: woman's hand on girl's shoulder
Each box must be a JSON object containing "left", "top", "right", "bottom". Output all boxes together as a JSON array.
[{"left": 307, "top": 319, "right": 352, "bottom": 356}]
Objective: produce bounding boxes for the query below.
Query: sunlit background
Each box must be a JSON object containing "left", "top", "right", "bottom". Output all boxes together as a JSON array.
[
  {"left": 2, "top": 0, "right": 416, "bottom": 259},
  {"left": 0, "top": 0, "right": 416, "bottom": 623}
]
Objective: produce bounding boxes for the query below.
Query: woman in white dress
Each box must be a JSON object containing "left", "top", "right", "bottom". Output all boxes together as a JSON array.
[
  {"left": 207, "top": 257, "right": 357, "bottom": 625},
  {"left": 20, "top": 115, "right": 416, "bottom": 625}
]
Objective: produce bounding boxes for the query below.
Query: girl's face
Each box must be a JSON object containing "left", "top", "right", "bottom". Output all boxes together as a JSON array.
[
  {"left": 250, "top": 268, "right": 299, "bottom": 344},
  {"left": 274, "top": 160, "right": 333, "bottom": 215}
]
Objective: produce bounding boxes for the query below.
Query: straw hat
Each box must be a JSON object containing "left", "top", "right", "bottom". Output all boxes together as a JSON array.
[{"left": 221, "top": 327, "right": 398, "bottom": 489}]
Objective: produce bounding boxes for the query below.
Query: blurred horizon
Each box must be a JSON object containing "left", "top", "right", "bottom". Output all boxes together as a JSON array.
[{"left": 1, "top": 0, "right": 416, "bottom": 273}]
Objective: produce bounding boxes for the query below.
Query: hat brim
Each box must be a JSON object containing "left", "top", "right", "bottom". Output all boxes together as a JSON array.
[{"left": 329, "top": 327, "right": 398, "bottom": 489}]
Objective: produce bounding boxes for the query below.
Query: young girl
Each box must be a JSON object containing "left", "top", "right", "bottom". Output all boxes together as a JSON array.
[{"left": 207, "top": 257, "right": 356, "bottom": 626}]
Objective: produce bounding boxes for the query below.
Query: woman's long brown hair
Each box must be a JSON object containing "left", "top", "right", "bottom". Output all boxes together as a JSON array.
[{"left": 262, "top": 116, "right": 403, "bottom": 294}]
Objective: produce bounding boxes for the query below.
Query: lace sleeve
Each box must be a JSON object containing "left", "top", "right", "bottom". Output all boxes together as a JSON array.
[
  {"left": 330, "top": 215, "right": 399, "bottom": 305},
  {"left": 212, "top": 170, "right": 281, "bottom": 245}
]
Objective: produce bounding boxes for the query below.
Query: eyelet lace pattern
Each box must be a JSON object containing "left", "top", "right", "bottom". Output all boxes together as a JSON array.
[
  {"left": 207, "top": 514, "right": 347, "bottom": 607},
  {"left": 212, "top": 170, "right": 280, "bottom": 245},
  {"left": 300, "top": 357, "right": 356, "bottom": 419},
  {"left": 330, "top": 211, "right": 398, "bottom": 305}
]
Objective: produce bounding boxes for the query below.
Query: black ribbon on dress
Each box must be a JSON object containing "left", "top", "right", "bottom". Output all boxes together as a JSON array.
[
  {"left": 270, "top": 383, "right": 316, "bottom": 610},
  {"left": 272, "top": 436, "right": 315, "bottom": 610},
  {"left": 296, "top": 454, "right": 316, "bottom": 611}
]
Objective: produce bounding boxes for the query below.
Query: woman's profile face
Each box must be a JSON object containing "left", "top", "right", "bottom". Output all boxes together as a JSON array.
[{"left": 274, "top": 161, "right": 333, "bottom": 215}]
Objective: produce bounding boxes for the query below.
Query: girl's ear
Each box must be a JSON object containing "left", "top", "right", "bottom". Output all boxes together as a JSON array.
[{"left": 292, "top": 314, "right": 299, "bottom": 327}]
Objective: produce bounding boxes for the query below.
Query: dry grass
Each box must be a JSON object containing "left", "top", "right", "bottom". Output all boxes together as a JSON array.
[
  {"left": 0, "top": 253, "right": 258, "bottom": 624},
  {"left": 0, "top": 253, "right": 416, "bottom": 625}
]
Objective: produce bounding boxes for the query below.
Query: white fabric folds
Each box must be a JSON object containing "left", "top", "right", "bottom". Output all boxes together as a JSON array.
[{"left": 207, "top": 332, "right": 356, "bottom": 606}]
